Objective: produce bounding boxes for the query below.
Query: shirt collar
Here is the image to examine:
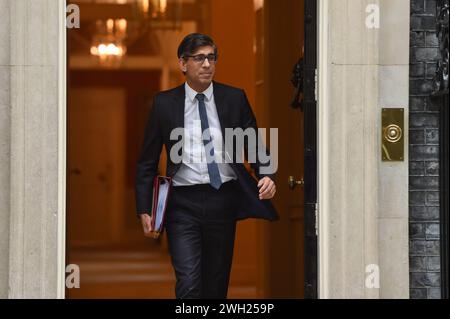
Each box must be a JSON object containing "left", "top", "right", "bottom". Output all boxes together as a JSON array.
[{"left": 185, "top": 81, "right": 214, "bottom": 103}]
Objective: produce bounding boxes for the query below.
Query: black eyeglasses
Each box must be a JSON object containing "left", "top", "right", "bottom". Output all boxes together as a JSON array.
[{"left": 183, "top": 54, "right": 218, "bottom": 64}]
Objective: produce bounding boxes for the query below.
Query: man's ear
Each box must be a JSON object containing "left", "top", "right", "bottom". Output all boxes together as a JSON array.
[{"left": 178, "top": 58, "right": 187, "bottom": 73}]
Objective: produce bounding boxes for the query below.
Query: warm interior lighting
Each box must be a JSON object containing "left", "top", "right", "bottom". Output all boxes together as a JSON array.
[
  {"left": 91, "top": 43, "right": 125, "bottom": 57},
  {"left": 254, "top": 0, "right": 264, "bottom": 11},
  {"left": 88, "top": 0, "right": 181, "bottom": 67},
  {"left": 142, "top": 0, "right": 150, "bottom": 14},
  {"left": 90, "top": 17, "right": 127, "bottom": 67}
]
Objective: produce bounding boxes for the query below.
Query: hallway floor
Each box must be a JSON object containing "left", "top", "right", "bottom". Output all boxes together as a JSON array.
[{"left": 66, "top": 249, "right": 258, "bottom": 299}]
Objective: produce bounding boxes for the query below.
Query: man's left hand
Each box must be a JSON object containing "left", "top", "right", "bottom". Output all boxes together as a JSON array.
[{"left": 257, "top": 176, "right": 276, "bottom": 200}]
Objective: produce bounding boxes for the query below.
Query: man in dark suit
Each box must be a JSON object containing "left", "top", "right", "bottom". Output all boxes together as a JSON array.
[{"left": 135, "top": 33, "right": 278, "bottom": 299}]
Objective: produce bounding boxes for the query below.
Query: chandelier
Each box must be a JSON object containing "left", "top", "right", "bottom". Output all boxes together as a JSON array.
[
  {"left": 90, "top": 18, "right": 127, "bottom": 67},
  {"left": 89, "top": 0, "right": 183, "bottom": 67}
]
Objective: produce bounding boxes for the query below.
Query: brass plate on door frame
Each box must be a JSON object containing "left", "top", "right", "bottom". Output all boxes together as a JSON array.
[{"left": 382, "top": 108, "right": 404, "bottom": 161}]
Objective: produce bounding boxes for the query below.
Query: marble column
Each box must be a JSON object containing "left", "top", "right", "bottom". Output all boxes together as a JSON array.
[
  {"left": 318, "top": 0, "right": 410, "bottom": 298},
  {"left": 0, "top": 0, "right": 66, "bottom": 298}
]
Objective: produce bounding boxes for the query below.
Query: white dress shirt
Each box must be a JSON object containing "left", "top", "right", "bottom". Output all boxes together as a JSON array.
[{"left": 172, "top": 82, "right": 237, "bottom": 186}]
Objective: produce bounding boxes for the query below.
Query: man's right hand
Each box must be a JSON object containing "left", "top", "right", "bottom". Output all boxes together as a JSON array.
[{"left": 140, "top": 213, "right": 154, "bottom": 237}]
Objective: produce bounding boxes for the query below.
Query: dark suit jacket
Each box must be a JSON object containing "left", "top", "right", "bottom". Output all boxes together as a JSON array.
[{"left": 135, "top": 81, "right": 279, "bottom": 221}]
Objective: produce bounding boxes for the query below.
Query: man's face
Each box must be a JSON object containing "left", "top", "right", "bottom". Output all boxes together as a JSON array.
[{"left": 179, "top": 45, "right": 216, "bottom": 86}]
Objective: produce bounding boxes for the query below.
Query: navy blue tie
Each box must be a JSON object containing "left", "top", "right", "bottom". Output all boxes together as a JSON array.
[{"left": 196, "top": 93, "right": 222, "bottom": 190}]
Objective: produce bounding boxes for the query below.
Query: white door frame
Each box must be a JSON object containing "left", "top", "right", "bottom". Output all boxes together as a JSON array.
[
  {"left": 317, "top": 0, "right": 329, "bottom": 299},
  {"left": 57, "top": 0, "right": 67, "bottom": 299}
]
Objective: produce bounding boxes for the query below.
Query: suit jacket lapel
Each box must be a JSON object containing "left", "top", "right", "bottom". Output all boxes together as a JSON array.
[
  {"left": 172, "top": 83, "right": 185, "bottom": 130},
  {"left": 212, "top": 81, "right": 228, "bottom": 142}
]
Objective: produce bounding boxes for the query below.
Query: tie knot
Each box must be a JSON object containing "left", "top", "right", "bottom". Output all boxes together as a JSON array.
[{"left": 196, "top": 93, "right": 206, "bottom": 102}]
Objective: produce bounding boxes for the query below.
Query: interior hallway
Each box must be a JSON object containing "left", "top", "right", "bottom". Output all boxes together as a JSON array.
[{"left": 67, "top": 249, "right": 257, "bottom": 299}]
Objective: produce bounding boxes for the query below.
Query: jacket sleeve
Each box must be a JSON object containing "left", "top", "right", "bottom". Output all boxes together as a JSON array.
[
  {"left": 239, "top": 89, "right": 277, "bottom": 184},
  {"left": 135, "top": 94, "right": 164, "bottom": 218}
]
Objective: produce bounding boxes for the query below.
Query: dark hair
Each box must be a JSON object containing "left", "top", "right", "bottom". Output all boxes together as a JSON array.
[{"left": 177, "top": 33, "right": 218, "bottom": 59}]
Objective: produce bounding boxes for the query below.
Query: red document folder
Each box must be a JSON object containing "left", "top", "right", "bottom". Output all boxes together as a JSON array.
[{"left": 149, "top": 175, "right": 172, "bottom": 239}]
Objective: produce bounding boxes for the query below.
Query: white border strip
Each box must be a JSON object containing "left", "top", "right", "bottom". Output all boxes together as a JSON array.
[
  {"left": 317, "top": 0, "right": 330, "bottom": 299},
  {"left": 57, "top": 0, "right": 67, "bottom": 299}
]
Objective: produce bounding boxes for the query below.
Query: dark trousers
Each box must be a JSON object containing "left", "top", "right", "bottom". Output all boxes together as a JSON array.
[{"left": 165, "top": 179, "right": 239, "bottom": 299}]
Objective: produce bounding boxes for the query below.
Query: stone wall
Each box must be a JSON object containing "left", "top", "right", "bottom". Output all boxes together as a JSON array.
[{"left": 409, "top": 0, "right": 442, "bottom": 299}]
